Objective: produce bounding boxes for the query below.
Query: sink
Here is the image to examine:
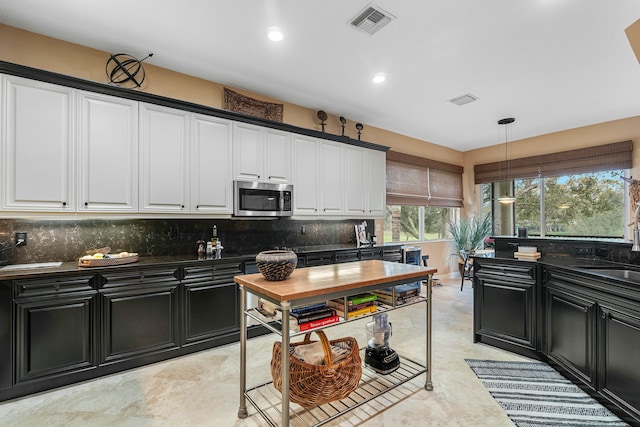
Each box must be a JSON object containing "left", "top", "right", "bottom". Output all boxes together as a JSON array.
[
  {"left": 587, "top": 268, "right": 640, "bottom": 282},
  {"left": 0, "top": 262, "right": 62, "bottom": 271}
]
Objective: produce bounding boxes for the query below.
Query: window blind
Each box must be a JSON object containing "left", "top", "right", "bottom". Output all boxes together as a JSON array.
[
  {"left": 474, "top": 140, "right": 633, "bottom": 184},
  {"left": 386, "top": 151, "right": 464, "bottom": 207}
]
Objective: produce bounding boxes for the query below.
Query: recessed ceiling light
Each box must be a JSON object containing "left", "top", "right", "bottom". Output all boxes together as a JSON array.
[
  {"left": 267, "top": 27, "right": 284, "bottom": 42},
  {"left": 372, "top": 73, "right": 386, "bottom": 83}
]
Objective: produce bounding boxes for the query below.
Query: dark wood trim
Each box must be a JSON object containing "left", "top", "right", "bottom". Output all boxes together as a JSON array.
[{"left": 0, "top": 60, "right": 389, "bottom": 152}]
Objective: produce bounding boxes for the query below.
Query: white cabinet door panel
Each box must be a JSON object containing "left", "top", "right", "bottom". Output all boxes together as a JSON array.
[
  {"left": 140, "top": 103, "right": 189, "bottom": 212},
  {"left": 2, "top": 75, "right": 75, "bottom": 211},
  {"left": 320, "top": 141, "right": 344, "bottom": 214},
  {"left": 78, "top": 91, "right": 138, "bottom": 212},
  {"left": 292, "top": 134, "right": 319, "bottom": 215},
  {"left": 191, "top": 114, "right": 233, "bottom": 213},
  {"left": 344, "top": 145, "right": 366, "bottom": 215}
]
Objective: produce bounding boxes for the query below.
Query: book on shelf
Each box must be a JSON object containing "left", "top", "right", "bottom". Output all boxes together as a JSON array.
[
  {"left": 290, "top": 307, "right": 336, "bottom": 324},
  {"left": 347, "top": 293, "right": 377, "bottom": 306},
  {"left": 373, "top": 292, "right": 421, "bottom": 306},
  {"left": 290, "top": 302, "right": 328, "bottom": 315},
  {"left": 258, "top": 298, "right": 279, "bottom": 315},
  {"left": 374, "top": 284, "right": 420, "bottom": 297},
  {"left": 297, "top": 315, "right": 341, "bottom": 332},
  {"left": 334, "top": 304, "right": 377, "bottom": 319},
  {"left": 326, "top": 299, "right": 374, "bottom": 312}
]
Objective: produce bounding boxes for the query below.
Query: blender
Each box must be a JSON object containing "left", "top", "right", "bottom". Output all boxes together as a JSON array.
[{"left": 364, "top": 313, "right": 400, "bottom": 374}]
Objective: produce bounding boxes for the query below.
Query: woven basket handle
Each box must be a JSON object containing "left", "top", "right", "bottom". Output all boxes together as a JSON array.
[{"left": 302, "top": 330, "right": 334, "bottom": 365}]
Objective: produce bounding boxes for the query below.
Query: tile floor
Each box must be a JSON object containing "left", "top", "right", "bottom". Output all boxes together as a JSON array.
[{"left": 0, "top": 276, "right": 529, "bottom": 426}]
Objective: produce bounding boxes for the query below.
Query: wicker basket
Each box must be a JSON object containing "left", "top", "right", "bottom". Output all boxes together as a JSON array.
[
  {"left": 256, "top": 250, "right": 297, "bottom": 281},
  {"left": 271, "top": 330, "right": 362, "bottom": 407}
]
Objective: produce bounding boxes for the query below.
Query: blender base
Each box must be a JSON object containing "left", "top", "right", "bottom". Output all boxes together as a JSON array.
[{"left": 364, "top": 347, "right": 400, "bottom": 375}]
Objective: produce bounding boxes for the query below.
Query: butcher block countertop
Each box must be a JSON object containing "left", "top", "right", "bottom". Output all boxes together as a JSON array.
[{"left": 234, "top": 260, "right": 437, "bottom": 302}]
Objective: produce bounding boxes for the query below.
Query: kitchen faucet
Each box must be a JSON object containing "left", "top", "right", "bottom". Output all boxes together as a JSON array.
[{"left": 633, "top": 202, "right": 640, "bottom": 252}]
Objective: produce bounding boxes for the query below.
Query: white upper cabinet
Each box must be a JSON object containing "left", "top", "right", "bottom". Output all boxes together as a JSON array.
[
  {"left": 264, "top": 129, "right": 291, "bottom": 183},
  {"left": 292, "top": 134, "right": 320, "bottom": 215},
  {"left": 139, "top": 103, "right": 190, "bottom": 212},
  {"left": 1, "top": 75, "right": 76, "bottom": 211},
  {"left": 190, "top": 114, "right": 233, "bottom": 214},
  {"left": 78, "top": 91, "right": 138, "bottom": 212},
  {"left": 233, "top": 122, "right": 291, "bottom": 183},
  {"left": 366, "top": 149, "right": 386, "bottom": 216},
  {"left": 344, "top": 145, "right": 367, "bottom": 215},
  {"left": 319, "top": 140, "right": 344, "bottom": 215}
]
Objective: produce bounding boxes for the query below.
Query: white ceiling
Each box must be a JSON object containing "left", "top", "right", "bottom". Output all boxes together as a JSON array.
[{"left": 1, "top": 0, "right": 640, "bottom": 152}]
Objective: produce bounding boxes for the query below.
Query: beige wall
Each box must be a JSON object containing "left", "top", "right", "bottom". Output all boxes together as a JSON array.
[{"left": 2, "top": 23, "right": 638, "bottom": 276}]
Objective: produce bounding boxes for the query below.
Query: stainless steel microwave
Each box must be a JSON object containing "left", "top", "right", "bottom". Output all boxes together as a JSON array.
[{"left": 233, "top": 181, "right": 293, "bottom": 217}]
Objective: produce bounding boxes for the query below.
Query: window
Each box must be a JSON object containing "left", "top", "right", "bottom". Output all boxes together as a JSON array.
[
  {"left": 384, "top": 205, "right": 458, "bottom": 243},
  {"left": 476, "top": 141, "right": 631, "bottom": 239},
  {"left": 481, "top": 170, "right": 625, "bottom": 238},
  {"left": 385, "top": 151, "right": 463, "bottom": 243}
]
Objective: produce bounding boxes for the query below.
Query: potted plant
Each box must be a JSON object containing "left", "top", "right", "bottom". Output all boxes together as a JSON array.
[{"left": 447, "top": 214, "right": 492, "bottom": 274}]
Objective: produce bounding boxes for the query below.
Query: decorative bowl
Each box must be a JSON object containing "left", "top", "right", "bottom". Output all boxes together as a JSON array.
[{"left": 256, "top": 250, "right": 297, "bottom": 281}]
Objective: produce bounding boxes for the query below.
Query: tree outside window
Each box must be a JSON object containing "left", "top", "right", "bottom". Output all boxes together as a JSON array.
[
  {"left": 483, "top": 170, "right": 625, "bottom": 238},
  {"left": 384, "top": 205, "right": 457, "bottom": 243}
]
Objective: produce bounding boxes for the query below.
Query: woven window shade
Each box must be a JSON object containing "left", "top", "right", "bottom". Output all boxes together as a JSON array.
[
  {"left": 386, "top": 151, "right": 464, "bottom": 207},
  {"left": 474, "top": 140, "right": 633, "bottom": 184}
]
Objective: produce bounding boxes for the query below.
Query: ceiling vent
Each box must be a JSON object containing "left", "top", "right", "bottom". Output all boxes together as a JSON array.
[
  {"left": 349, "top": 4, "right": 396, "bottom": 35},
  {"left": 449, "top": 93, "right": 479, "bottom": 106}
]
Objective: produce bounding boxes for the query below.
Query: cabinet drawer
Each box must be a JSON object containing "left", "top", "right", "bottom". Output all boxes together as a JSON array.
[
  {"left": 360, "top": 248, "right": 382, "bottom": 260},
  {"left": 305, "top": 252, "right": 334, "bottom": 267},
  {"left": 335, "top": 250, "right": 360, "bottom": 264},
  {"left": 14, "top": 274, "right": 96, "bottom": 298},
  {"left": 98, "top": 268, "right": 180, "bottom": 290}
]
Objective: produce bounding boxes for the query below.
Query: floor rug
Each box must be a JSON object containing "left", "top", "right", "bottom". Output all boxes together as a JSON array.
[{"left": 466, "top": 359, "right": 629, "bottom": 427}]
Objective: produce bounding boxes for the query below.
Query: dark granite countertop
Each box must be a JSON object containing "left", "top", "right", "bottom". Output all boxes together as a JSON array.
[
  {"left": 482, "top": 252, "right": 640, "bottom": 287},
  {"left": 0, "top": 244, "right": 401, "bottom": 280}
]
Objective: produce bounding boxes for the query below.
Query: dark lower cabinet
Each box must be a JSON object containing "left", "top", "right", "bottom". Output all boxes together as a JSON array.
[
  {"left": 99, "top": 268, "right": 180, "bottom": 365},
  {"left": 15, "top": 292, "right": 96, "bottom": 383},
  {"left": 13, "top": 274, "right": 97, "bottom": 385},
  {"left": 473, "top": 258, "right": 539, "bottom": 356},
  {"left": 545, "top": 284, "right": 597, "bottom": 390},
  {"left": 598, "top": 303, "right": 640, "bottom": 421},
  {"left": 182, "top": 262, "right": 240, "bottom": 347}
]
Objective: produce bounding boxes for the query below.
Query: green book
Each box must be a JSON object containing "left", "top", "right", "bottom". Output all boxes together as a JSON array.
[{"left": 347, "top": 293, "right": 377, "bottom": 306}]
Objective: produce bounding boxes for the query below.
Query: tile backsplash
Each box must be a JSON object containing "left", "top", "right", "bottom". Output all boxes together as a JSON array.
[{"left": 0, "top": 218, "right": 374, "bottom": 265}]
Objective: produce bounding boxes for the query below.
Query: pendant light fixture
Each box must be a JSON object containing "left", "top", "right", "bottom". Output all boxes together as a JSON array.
[{"left": 497, "top": 117, "right": 516, "bottom": 204}]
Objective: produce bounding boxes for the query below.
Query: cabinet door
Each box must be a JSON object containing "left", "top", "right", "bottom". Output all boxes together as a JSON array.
[
  {"left": 15, "top": 293, "right": 96, "bottom": 383},
  {"left": 598, "top": 304, "right": 640, "bottom": 420},
  {"left": 319, "top": 140, "right": 344, "bottom": 214},
  {"left": 292, "top": 134, "right": 320, "bottom": 215},
  {"left": 264, "top": 129, "right": 291, "bottom": 183},
  {"left": 474, "top": 260, "right": 537, "bottom": 351},
  {"left": 2, "top": 75, "right": 75, "bottom": 211},
  {"left": 546, "top": 284, "right": 597, "bottom": 389},
  {"left": 367, "top": 150, "right": 386, "bottom": 216},
  {"left": 190, "top": 114, "right": 233, "bottom": 213},
  {"left": 78, "top": 91, "right": 138, "bottom": 212},
  {"left": 233, "top": 122, "right": 262, "bottom": 181},
  {"left": 139, "top": 103, "right": 189, "bottom": 212},
  {"left": 344, "top": 145, "right": 366, "bottom": 215},
  {"left": 99, "top": 269, "right": 180, "bottom": 364},
  {"left": 182, "top": 263, "right": 241, "bottom": 346}
]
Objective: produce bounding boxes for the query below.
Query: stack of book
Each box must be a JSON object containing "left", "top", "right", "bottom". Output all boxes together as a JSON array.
[
  {"left": 372, "top": 284, "right": 420, "bottom": 306},
  {"left": 290, "top": 302, "right": 340, "bottom": 331},
  {"left": 327, "top": 293, "right": 378, "bottom": 319},
  {"left": 513, "top": 251, "right": 541, "bottom": 261},
  {"left": 255, "top": 299, "right": 340, "bottom": 332}
]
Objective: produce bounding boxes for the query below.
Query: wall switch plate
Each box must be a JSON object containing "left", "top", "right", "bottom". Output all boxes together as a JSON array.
[
  {"left": 15, "top": 232, "right": 27, "bottom": 246},
  {"left": 301, "top": 226, "right": 306, "bottom": 235}
]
